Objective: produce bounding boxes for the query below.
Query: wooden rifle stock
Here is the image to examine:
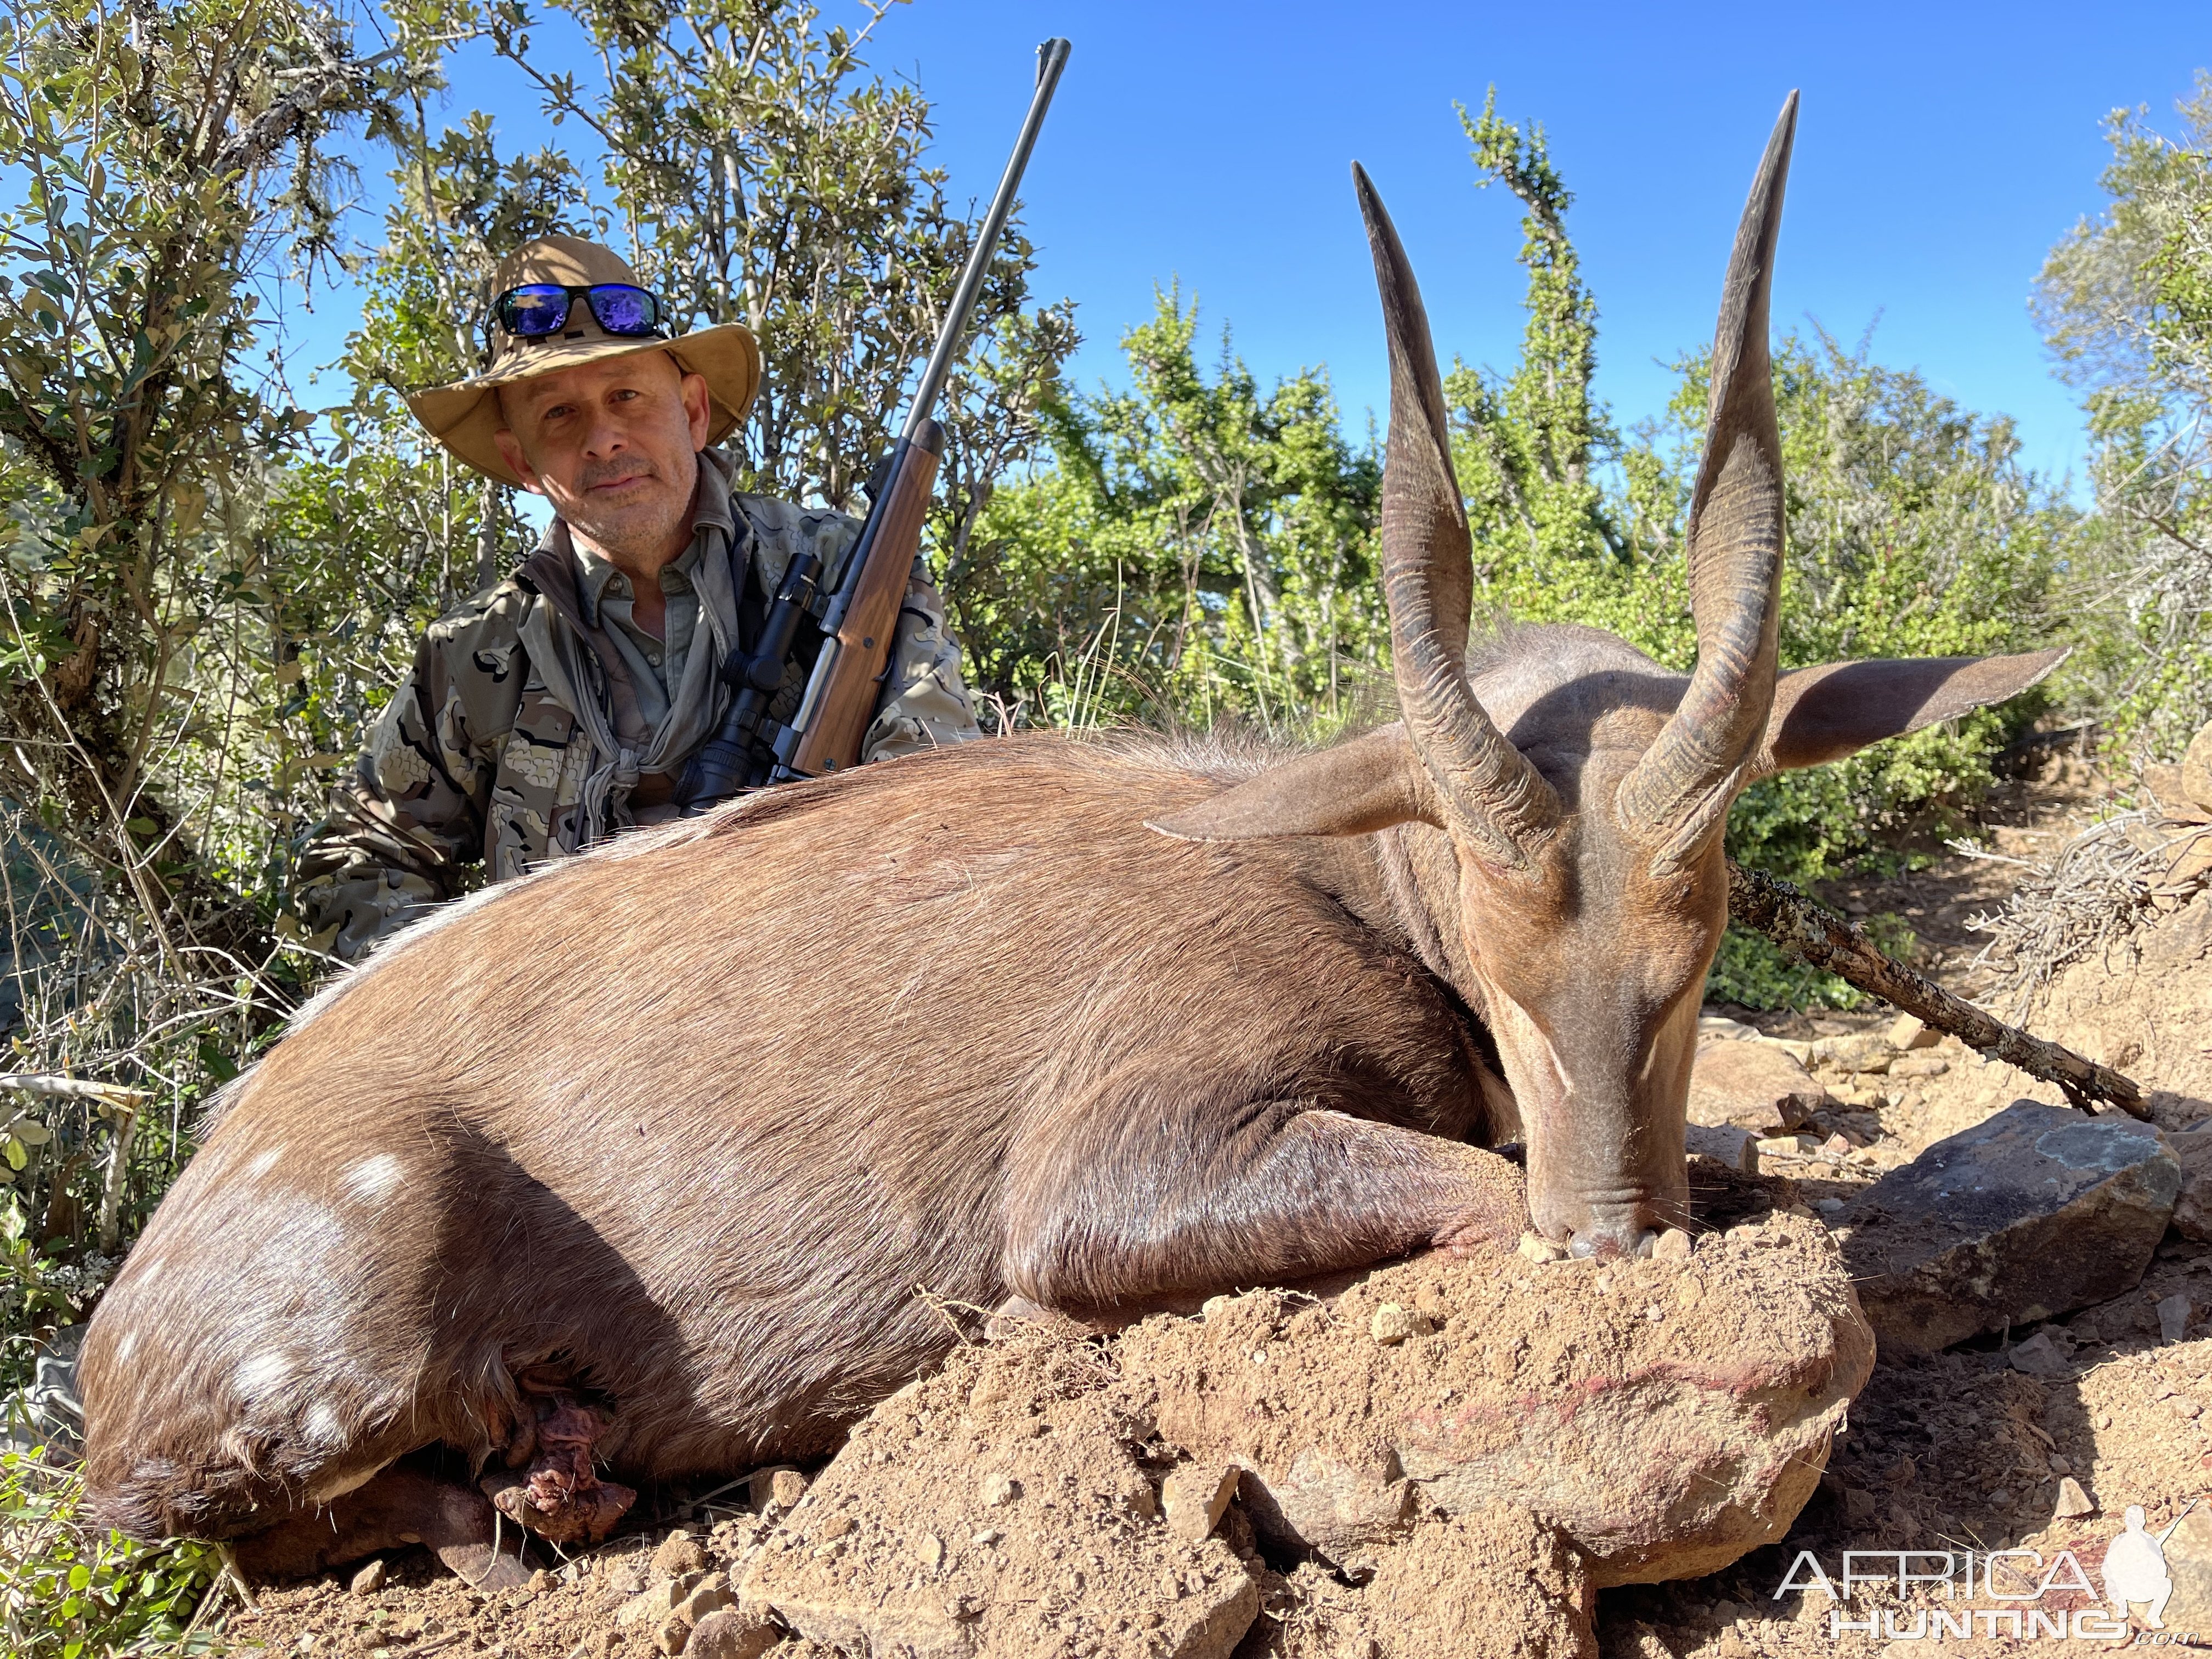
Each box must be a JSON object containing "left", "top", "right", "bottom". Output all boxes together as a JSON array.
[{"left": 786, "top": 419, "right": 944, "bottom": 776}]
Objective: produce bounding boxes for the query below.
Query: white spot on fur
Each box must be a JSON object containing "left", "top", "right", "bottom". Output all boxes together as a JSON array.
[
  {"left": 114, "top": 1330, "right": 137, "bottom": 1365},
  {"left": 342, "top": 1154, "right": 403, "bottom": 1203},
  {"left": 303, "top": 1400, "right": 346, "bottom": 1446},
  {"left": 235, "top": 1352, "right": 294, "bottom": 1400},
  {"left": 245, "top": 1146, "right": 283, "bottom": 1180}
]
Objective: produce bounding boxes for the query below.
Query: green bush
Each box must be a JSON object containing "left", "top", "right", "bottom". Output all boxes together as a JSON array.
[{"left": 0, "top": 1451, "right": 218, "bottom": 1657}]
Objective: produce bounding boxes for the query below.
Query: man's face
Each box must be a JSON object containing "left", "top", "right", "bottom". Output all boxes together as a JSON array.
[{"left": 492, "top": 351, "right": 712, "bottom": 568}]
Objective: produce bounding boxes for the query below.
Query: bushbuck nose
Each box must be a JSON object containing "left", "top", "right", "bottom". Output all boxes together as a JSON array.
[{"left": 1566, "top": 1205, "right": 1661, "bottom": 1261}]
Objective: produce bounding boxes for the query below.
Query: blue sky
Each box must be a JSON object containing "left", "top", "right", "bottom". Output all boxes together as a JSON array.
[{"left": 315, "top": 0, "right": 2210, "bottom": 490}]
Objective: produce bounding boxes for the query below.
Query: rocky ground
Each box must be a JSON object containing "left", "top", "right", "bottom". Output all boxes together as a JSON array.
[{"left": 212, "top": 760, "right": 2212, "bottom": 1658}]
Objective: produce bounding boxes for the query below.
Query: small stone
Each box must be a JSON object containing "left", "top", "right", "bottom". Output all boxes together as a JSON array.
[
  {"left": 682, "top": 1609, "right": 779, "bottom": 1659},
  {"left": 917, "top": 1532, "right": 945, "bottom": 1571},
  {"left": 617, "top": 1571, "right": 710, "bottom": 1627},
  {"left": 1889, "top": 1053, "right": 1949, "bottom": 1079},
  {"left": 2161, "top": 1293, "right": 2194, "bottom": 1344},
  {"left": 977, "top": 1470, "right": 1020, "bottom": 1506},
  {"left": 528, "top": 1568, "right": 556, "bottom": 1593},
  {"left": 1686, "top": 1123, "right": 1759, "bottom": 1173},
  {"left": 1651, "top": 1228, "right": 1693, "bottom": 1261},
  {"left": 1989, "top": 1488, "right": 2013, "bottom": 1508},
  {"left": 679, "top": 1577, "right": 734, "bottom": 1624},
  {"left": 747, "top": 1466, "right": 806, "bottom": 1513},
  {"left": 2008, "top": 1330, "right": 2073, "bottom": 1379},
  {"left": 1887, "top": 1013, "right": 1936, "bottom": 1050},
  {"left": 1813, "top": 1197, "right": 1846, "bottom": 1215},
  {"left": 2055, "top": 1477, "right": 2097, "bottom": 1519},
  {"left": 653, "top": 1612, "right": 691, "bottom": 1657},
  {"left": 1517, "top": 1232, "right": 1567, "bottom": 1262},
  {"left": 1689, "top": 1040, "right": 1828, "bottom": 1132},
  {"left": 1838, "top": 1101, "right": 2182, "bottom": 1358},
  {"left": 652, "top": 1532, "right": 711, "bottom": 1578},
  {"left": 970, "top": 1528, "right": 1000, "bottom": 1545},
  {"left": 1368, "top": 1302, "right": 1431, "bottom": 1345},
  {"left": 1818, "top": 1132, "right": 1853, "bottom": 1160},
  {"left": 1162, "top": 1463, "right": 1239, "bottom": 1542},
  {"left": 1754, "top": 1135, "right": 1808, "bottom": 1161},
  {"left": 349, "top": 1559, "right": 388, "bottom": 1596},
  {"left": 1810, "top": 1032, "right": 1897, "bottom": 1074}
]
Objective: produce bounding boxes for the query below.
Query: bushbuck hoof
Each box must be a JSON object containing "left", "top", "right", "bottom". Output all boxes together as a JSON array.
[
  {"left": 438, "top": 1530, "right": 535, "bottom": 1590},
  {"left": 230, "top": 1463, "right": 522, "bottom": 1584}
]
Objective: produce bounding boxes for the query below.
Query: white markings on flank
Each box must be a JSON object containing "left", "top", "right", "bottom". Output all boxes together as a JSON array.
[
  {"left": 303, "top": 1400, "right": 345, "bottom": 1446},
  {"left": 245, "top": 1147, "right": 284, "bottom": 1180},
  {"left": 235, "top": 1352, "right": 294, "bottom": 1401},
  {"left": 342, "top": 1154, "right": 403, "bottom": 1204}
]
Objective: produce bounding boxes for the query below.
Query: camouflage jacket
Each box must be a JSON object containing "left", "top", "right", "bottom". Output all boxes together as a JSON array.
[{"left": 293, "top": 449, "right": 981, "bottom": 961}]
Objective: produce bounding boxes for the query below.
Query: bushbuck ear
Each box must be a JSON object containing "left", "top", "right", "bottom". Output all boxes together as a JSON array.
[
  {"left": 1146, "top": 729, "right": 1443, "bottom": 842},
  {"left": 1753, "top": 647, "right": 2070, "bottom": 776}
]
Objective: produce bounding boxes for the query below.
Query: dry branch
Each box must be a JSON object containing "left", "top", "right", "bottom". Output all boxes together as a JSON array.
[{"left": 1725, "top": 860, "right": 2149, "bottom": 1120}]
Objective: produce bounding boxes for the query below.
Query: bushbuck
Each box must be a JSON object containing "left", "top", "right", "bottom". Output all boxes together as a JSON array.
[{"left": 78, "top": 94, "right": 2060, "bottom": 1581}]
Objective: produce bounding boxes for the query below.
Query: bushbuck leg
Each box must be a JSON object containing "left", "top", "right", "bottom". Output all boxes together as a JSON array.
[
  {"left": 1001, "top": 1092, "right": 1524, "bottom": 1319},
  {"left": 229, "top": 1463, "right": 533, "bottom": 1588}
]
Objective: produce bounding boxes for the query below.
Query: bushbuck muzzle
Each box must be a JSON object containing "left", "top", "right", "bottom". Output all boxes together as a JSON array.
[{"left": 77, "top": 94, "right": 2064, "bottom": 1577}]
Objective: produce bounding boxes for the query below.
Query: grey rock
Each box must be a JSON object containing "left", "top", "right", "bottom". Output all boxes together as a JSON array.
[
  {"left": 1685, "top": 1124, "right": 1759, "bottom": 1173},
  {"left": 1838, "top": 1102, "right": 2181, "bottom": 1358},
  {"left": 2160, "top": 1292, "right": 2194, "bottom": 1344},
  {"left": 2171, "top": 1122, "right": 2212, "bottom": 1243},
  {"left": 2007, "top": 1330, "right": 2073, "bottom": 1379},
  {"left": 1688, "top": 1040, "right": 1825, "bottom": 1132},
  {"left": 349, "top": 1558, "right": 388, "bottom": 1596}
]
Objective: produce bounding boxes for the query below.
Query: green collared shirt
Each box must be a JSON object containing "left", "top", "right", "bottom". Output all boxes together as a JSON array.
[{"left": 570, "top": 540, "right": 704, "bottom": 729}]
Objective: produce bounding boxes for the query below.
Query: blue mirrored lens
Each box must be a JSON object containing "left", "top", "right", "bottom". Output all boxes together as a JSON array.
[
  {"left": 589, "top": 286, "right": 658, "bottom": 335},
  {"left": 503, "top": 285, "right": 571, "bottom": 336}
]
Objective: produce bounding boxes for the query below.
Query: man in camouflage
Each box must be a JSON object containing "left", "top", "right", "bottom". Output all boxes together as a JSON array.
[{"left": 295, "top": 234, "right": 981, "bottom": 960}]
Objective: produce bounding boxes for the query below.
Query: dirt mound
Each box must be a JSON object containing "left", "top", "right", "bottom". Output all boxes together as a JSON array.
[
  {"left": 737, "top": 1327, "right": 1256, "bottom": 1658},
  {"left": 1119, "top": 1215, "right": 1869, "bottom": 1587},
  {"left": 218, "top": 1209, "right": 1866, "bottom": 1659},
  {"left": 716, "top": 1214, "right": 1868, "bottom": 1658}
]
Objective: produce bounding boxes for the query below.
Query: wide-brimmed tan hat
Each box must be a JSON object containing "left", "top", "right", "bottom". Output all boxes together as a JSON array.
[{"left": 405, "top": 234, "right": 761, "bottom": 488}]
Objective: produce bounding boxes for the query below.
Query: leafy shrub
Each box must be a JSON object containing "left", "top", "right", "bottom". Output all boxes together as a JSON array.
[{"left": 0, "top": 1451, "right": 217, "bottom": 1657}]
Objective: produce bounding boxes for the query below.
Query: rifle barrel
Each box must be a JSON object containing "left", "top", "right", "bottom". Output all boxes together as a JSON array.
[{"left": 901, "top": 36, "right": 1071, "bottom": 441}]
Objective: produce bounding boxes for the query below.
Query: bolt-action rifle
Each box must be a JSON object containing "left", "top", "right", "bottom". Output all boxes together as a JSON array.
[{"left": 674, "top": 37, "right": 1072, "bottom": 812}]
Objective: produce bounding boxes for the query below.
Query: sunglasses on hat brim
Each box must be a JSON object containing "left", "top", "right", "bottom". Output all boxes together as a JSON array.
[{"left": 492, "top": 283, "right": 669, "bottom": 345}]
